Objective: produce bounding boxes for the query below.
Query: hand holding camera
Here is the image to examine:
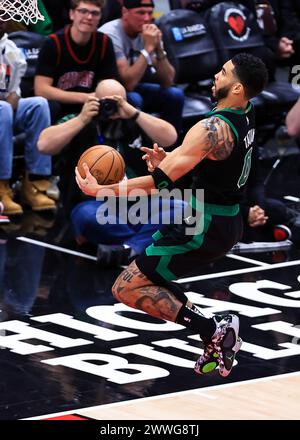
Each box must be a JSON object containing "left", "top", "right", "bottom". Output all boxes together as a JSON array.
[
  {"left": 79, "top": 95, "right": 100, "bottom": 125},
  {"left": 98, "top": 95, "right": 140, "bottom": 122}
]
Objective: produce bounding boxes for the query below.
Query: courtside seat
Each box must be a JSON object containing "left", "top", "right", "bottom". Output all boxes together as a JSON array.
[
  {"left": 251, "top": 82, "right": 300, "bottom": 145},
  {"left": 252, "top": 82, "right": 300, "bottom": 123},
  {"left": 9, "top": 31, "right": 47, "bottom": 98},
  {"left": 250, "top": 88, "right": 280, "bottom": 122},
  {"left": 100, "top": 0, "right": 122, "bottom": 25},
  {"left": 181, "top": 94, "right": 212, "bottom": 131},
  {"left": 264, "top": 81, "right": 300, "bottom": 107},
  {"left": 168, "top": 0, "right": 206, "bottom": 12},
  {"left": 157, "top": 9, "right": 219, "bottom": 132},
  {"left": 183, "top": 94, "right": 212, "bottom": 117}
]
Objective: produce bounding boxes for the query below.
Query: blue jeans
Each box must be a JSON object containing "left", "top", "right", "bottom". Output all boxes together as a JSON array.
[
  {"left": 0, "top": 97, "right": 52, "bottom": 179},
  {"left": 71, "top": 198, "right": 187, "bottom": 254},
  {"left": 127, "top": 83, "right": 185, "bottom": 135}
]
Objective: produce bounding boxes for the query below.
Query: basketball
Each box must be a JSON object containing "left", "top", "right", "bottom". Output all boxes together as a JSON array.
[{"left": 77, "top": 145, "right": 125, "bottom": 185}]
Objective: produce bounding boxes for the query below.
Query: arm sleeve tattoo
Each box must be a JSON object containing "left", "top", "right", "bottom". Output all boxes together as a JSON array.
[{"left": 200, "top": 116, "right": 235, "bottom": 160}]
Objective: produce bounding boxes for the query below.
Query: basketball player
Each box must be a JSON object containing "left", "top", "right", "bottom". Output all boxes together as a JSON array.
[{"left": 76, "top": 53, "right": 268, "bottom": 377}]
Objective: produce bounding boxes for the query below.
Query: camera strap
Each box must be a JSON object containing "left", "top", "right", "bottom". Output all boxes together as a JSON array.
[{"left": 96, "top": 123, "right": 104, "bottom": 144}]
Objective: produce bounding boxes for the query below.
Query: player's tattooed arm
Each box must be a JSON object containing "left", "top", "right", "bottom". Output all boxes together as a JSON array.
[{"left": 200, "top": 116, "right": 235, "bottom": 160}]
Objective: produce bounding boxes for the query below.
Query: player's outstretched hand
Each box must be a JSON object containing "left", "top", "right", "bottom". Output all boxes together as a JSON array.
[{"left": 141, "top": 143, "right": 167, "bottom": 172}]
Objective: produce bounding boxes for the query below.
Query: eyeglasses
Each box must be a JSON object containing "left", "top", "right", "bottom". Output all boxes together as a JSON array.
[{"left": 75, "top": 8, "right": 101, "bottom": 18}]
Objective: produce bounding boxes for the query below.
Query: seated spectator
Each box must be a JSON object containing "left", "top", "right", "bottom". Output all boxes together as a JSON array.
[
  {"left": 99, "top": 0, "right": 185, "bottom": 136},
  {"left": 278, "top": 0, "right": 300, "bottom": 81},
  {"left": 38, "top": 78, "right": 185, "bottom": 264},
  {"left": 256, "top": 0, "right": 296, "bottom": 80},
  {"left": 38, "top": 78, "right": 178, "bottom": 211},
  {"left": 286, "top": 97, "right": 300, "bottom": 138},
  {"left": 34, "top": 0, "right": 118, "bottom": 122},
  {"left": 0, "top": 19, "right": 56, "bottom": 215},
  {"left": 240, "top": 145, "right": 300, "bottom": 244}
]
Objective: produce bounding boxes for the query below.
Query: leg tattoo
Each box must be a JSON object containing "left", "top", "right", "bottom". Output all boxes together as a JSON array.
[{"left": 112, "top": 261, "right": 183, "bottom": 321}]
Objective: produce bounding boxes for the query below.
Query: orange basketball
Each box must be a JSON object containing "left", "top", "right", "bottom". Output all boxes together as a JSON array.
[{"left": 77, "top": 145, "right": 125, "bottom": 185}]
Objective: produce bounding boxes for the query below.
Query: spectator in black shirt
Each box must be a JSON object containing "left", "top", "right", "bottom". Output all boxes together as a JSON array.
[{"left": 34, "top": 0, "right": 118, "bottom": 121}]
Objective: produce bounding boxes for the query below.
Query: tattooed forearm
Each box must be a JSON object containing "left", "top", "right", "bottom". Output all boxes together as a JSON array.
[{"left": 200, "top": 116, "right": 234, "bottom": 160}]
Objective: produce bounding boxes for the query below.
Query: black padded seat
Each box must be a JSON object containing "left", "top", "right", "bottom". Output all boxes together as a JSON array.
[
  {"left": 264, "top": 81, "right": 300, "bottom": 106},
  {"left": 253, "top": 81, "right": 300, "bottom": 124},
  {"left": 9, "top": 31, "right": 47, "bottom": 98},
  {"left": 182, "top": 95, "right": 213, "bottom": 131}
]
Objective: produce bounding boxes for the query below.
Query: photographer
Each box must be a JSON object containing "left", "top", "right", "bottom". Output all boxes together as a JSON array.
[
  {"left": 37, "top": 79, "right": 180, "bottom": 264},
  {"left": 38, "top": 79, "right": 181, "bottom": 264}
]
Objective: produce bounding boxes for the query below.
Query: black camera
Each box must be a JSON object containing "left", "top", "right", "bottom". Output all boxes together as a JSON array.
[{"left": 98, "top": 98, "right": 118, "bottom": 120}]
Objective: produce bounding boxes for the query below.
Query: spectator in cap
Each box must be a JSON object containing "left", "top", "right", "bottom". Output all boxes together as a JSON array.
[{"left": 99, "top": 0, "right": 185, "bottom": 137}]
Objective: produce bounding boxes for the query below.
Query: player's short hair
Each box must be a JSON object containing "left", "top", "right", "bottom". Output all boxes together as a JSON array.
[{"left": 232, "top": 53, "right": 268, "bottom": 99}]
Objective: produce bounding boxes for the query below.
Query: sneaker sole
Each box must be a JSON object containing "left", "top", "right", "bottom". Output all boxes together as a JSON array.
[
  {"left": 194, "top": 337, "right": 242, "bottom": 376},
  {"left": 194, "top": 350, "right": 219, "bottom": 375},
  {"left": 218, "top": 336, "right": 242, "bottom": 378}
]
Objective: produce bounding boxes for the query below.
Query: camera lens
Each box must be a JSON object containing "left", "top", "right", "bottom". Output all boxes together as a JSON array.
[
  {"left": 104, "top": 101, "right": 114, "bottom": 112},
  {"left": 99, "top": 99, "right": 118, "bottom": 120}
]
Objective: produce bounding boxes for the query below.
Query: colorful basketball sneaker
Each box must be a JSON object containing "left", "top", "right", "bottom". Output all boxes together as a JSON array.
[
  {"left": 213, "top": 314, "right": 241, "bottom": 377},
  {"left": 194, "top": 314, "right": 242, "bottom": 377}
]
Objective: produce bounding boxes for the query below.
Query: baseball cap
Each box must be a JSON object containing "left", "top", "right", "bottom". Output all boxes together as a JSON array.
[{"left": 123, "top": 0, "right": 155, "bottom": 9}]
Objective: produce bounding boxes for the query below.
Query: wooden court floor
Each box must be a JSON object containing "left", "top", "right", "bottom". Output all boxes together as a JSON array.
[{"left": 32, "top": 372, "right": 300, "bottom": 420}]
